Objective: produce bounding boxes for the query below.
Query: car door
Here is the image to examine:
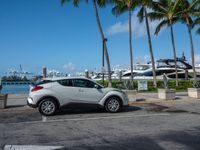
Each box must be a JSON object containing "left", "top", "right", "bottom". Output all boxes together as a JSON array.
[
  {"left": 72, "top": 79, "right": 105, "bottom": 103},
  {"left": 52, "top": 79, "right": 79, "bottom": 105}
]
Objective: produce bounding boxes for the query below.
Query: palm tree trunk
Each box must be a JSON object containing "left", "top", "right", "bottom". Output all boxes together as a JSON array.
[
  {"left": 92, "top": 0, "right": 112, "bottom": 87},
  {"left": 129, "top": 10, "right": 134, "bottom": 84},
  {"left": 170, "top": 24, "right": 178, "bottom": 87},
  {"left": 187, "top": 24, "right": 197, "bottom": 81},
  {"left": 144, "top": 8, "right": 157, "bottom": 88}
]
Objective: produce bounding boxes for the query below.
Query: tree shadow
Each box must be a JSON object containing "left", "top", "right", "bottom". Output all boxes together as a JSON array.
[
  {"left": 146, "top": 104, "right": 169, "bottom": 112},
  {"left": 158, "top": 128, "right": 200, "bottom": 150},
  {"left": 67, "top": 136, "right": 165, "bottom": 150}
]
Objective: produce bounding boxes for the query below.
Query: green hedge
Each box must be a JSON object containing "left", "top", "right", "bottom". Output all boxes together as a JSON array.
[{"left": 96, "top": 80, "right": 200, "bottom": 92}]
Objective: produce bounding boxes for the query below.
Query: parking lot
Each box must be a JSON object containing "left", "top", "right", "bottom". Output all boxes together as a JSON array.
[{"left": 0, "top": 93, "right": 200, "bottom": 150}]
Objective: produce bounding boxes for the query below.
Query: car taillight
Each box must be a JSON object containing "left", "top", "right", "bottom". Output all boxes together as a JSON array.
[{"left": 31, "top": 86, "right": 43, "bottom": 92}]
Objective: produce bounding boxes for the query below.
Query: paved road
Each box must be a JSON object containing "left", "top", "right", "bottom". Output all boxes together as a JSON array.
[{"left": 1, "top": 99, "right": 200, "bottom": 150}]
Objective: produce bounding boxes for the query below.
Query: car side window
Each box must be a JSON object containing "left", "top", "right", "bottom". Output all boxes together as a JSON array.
[
  {"left": 73, "top": 79, "right": 96, "bottom": 88},
  {"left": 57, "top": 79, "right": 73, "bottom": 87}
]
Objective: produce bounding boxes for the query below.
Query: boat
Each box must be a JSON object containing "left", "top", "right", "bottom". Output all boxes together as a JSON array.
[{"left": 122, "top": 55, "right": 200, "bottom": 80}]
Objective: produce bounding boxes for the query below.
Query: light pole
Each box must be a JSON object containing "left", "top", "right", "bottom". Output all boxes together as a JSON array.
[{"left": 102, "top": 38, "right": 107, "bottom": 86}]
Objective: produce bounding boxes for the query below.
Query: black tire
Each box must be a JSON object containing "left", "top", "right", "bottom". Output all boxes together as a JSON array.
[
  {"left": 38, "top": 98, "right": 57, "bottom": 116},
  {"left": 105, "top": 97, "right": 122, "bottom": 113}
]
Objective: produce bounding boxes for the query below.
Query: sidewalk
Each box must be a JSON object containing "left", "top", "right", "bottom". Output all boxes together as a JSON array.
[
  {"left": 3, "top": 92, "right": 200, "bottom": 109},
  {"left": 128, "top": 92, "right": 199, "bottom": 104}
]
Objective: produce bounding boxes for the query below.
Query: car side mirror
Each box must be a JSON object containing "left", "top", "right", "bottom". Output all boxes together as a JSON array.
[{"left": 94, "top": 84, "right": 99, "bottom": 89}]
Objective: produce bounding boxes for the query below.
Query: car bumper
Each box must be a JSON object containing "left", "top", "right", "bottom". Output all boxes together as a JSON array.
[{"left": 27, "top": 97, "right": 37, "bottom": 108}]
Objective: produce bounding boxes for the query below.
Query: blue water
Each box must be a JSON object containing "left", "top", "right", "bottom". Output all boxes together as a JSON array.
[{"left": 1, "top": 84, "right": 30, "bottom": 94}]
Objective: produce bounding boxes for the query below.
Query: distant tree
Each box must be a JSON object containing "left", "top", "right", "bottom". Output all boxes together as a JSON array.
[
  {"left": 112, "top": 0, "right": 138, "bottom": 85},
  {"left": 61, "top": 0, "right": 112, "bottom": 87},
  {"left": 148, "top": 0, "right": 183, "bottom": 87},
  {"left": 137, "top": 0, "right": 157, "bottom": 88}
]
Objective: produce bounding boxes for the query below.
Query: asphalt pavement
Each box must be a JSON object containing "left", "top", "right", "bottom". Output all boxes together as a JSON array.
[{"left": 0, "top": 93, "right": 200, "bottom": 150}]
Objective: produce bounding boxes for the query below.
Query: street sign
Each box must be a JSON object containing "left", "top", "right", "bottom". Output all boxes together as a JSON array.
[{"left": 138, "top": 80, "right": 148, "bottom": 91}]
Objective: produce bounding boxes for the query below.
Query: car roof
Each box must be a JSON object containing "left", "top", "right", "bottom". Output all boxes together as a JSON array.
[
  {"left": 42, "top": 77, "right": 103, "bottom": 87},
  {"left": 43, "top": 77, "right": 93, "bottom": 81}
]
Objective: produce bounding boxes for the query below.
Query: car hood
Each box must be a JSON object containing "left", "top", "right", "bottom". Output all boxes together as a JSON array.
[{"left": 102, "top": 87, "right": 122, "bottom": 93}]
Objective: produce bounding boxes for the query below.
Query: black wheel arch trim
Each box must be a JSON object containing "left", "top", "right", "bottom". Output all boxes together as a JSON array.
[
  {"left": 104, "top": 95, "right": 123, "bottom": 107},
  {"left": 37, "top": 96, "right": 60, "bottom": 108}
]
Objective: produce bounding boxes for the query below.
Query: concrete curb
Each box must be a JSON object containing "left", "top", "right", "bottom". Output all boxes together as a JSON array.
[
  {"left": 4, "top": 145, "right": 65, "bottom": 150},
  {"left": 128, "top": 99, "right": 199, "bottom": 105}
]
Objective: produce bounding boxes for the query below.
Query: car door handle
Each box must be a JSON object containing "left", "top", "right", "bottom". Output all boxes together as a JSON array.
[{"left": 78, "top": 89, "right": 84, "bottom": 92}]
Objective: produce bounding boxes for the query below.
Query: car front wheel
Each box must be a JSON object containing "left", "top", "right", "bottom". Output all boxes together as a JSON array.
[
  {"left": 38, "top": 98, "right": 57, "bottom": 116},
  {"left": 105, "top": 97, "right": 122, "bottom": 113}
]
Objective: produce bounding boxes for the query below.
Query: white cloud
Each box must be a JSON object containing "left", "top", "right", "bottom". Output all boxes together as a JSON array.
[
  {"left": 195, "top": 54, "right": 200, "bottom": 64},
  {"left": 63, "top": 62, "right": 76, "bottom": 72},
  {"left": 106, "top": 13, "right": 160, "bottom": 38},
  {"left": 135, "top": 55, "right": 151, "bottom": 64}
]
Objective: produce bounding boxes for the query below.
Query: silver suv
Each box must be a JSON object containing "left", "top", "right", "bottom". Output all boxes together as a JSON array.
[{"left": 27, "top": 77, "right": 129, "bottom": 116}]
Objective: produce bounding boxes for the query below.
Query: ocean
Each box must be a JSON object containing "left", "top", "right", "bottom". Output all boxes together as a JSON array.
[{"left": 1, "top": 84, "right": 30, "bottom": 94}]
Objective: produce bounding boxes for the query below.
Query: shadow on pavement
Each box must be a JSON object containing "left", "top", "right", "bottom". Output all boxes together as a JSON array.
[
  {"left": 56, "top": 106, "right": 141, "bottom": 116},
  {"left": 5, "top": 105, "right": 26, "bottom": 108},
  {"left": 0, "top": 110, "right": 41, "bottom": 124},
  {"left": 146, "top": 104, "right": 169, "bottom": 112},
  {"left": 158, "top": 128, "right": 200, "bottom": 150},
  {"left": 147, "top": 103, "right": 200, "bottom": 115},
  {"left": 65, "top": 136, "right": 165, "bottom": 150}
]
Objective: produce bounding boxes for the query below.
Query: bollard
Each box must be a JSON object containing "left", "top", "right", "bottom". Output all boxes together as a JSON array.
[
  {"left": 0, "top": 77, "right": 2, "bottom": 93},
  {"left": 43, "top": 67, "right": 47, "bottom": 78},
  {"left": 85, "top": 69, "right": 89, "bottom": 78},
  {"left": 0, "top": 94, "right": 7, "bottom": 109},
  {"left": 119, "top": 71, "right": 122, "bottom": 81},
  {"left": 185, "top": 69, "right": 188, "bottom": 80}
]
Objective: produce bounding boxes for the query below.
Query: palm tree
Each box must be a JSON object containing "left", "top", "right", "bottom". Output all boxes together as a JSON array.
[
  {"left": 137, "top": 0, "right": 157, "bottom": 88},
  {"left": 92, "top": 0, "right": 112, "bottom": 87},
  {"left": 148, "top": 0, "right": 183, "bottom": 87},
  {"left": 179, "top": 0, "right": 199, "bottom": 84},
  {"left": 112, "top": 0, "right": 138, "bottom": 85},
  {"left": 61, "top": 0, "right": 113, "bottom": 87}
]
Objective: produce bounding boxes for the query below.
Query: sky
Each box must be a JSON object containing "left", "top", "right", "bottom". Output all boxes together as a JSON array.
[{"left": 0, "top": 0, "right": 200, "bottom": 75}]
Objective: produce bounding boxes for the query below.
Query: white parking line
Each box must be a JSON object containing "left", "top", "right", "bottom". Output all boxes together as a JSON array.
[
  {"left": 1, "top": 113, "right": 170, "bottom": 125},
  {"left": 4, "top": 145, "right": 65, "bottom": 150},
  {"left": 42, "top": 115, "right": 47, "bottom": 122}
]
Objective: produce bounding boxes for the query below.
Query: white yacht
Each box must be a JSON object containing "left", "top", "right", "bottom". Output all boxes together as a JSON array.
[{"left": 122, "top": 56, "right": 199, "bottom": 80}]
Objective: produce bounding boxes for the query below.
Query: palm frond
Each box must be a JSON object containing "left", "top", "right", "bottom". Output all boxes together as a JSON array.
[
  {"left": 112, "top": 3, "right": 128, "bottom": 16},
  {"left": 194, "top": 17, "right": 200, "bottom": 24},
  {"left": 172, "top": 0, "right": 182, "bottom": 13},
  {"left": 61, "top": 0, "right": 70, "bottom": 6},
  {"left": 151, "top": 0, "right": 168, "bottom": 14},
  {"left": 111, "top": 0, "right": 137, "bottom": 16},
  {"left": 97, "top": 0, "right": 112, "bottom": 7},
  {"left": 155, "top": 19, "right": 168, "bottom": 35},
  {"left": 61, "top": 0, "right": 88, "bottom": 7},
  {"left": 147, "top": 12, "right": 165, "bottom": 21},
  {"left": 197, "top": 27, "right": 200, "bottom": 34},
  {"left": 137, "top": 7, "right": 144, "bottom": 23}
]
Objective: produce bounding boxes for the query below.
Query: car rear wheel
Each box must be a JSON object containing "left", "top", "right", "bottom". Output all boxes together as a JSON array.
[
  {"left": 38, "top": 98, "right": 57, "bottom": 116},
  {"left": 105, "top": 97, "right": 122, "bottom": 113}
]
